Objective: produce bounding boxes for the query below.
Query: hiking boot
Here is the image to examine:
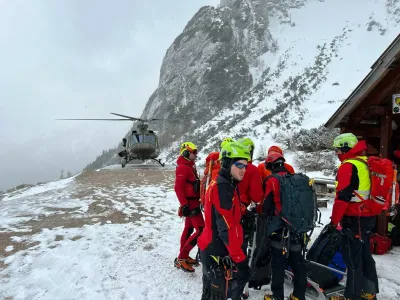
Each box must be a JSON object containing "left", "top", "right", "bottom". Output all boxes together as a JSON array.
[
  {"left": 174, "top": 258, "right": 195, "bottom": 272},
  {"left": 328, "top": 296, "right": 350, "bottom": 300},
  {"left": 186, "top": 256, "right": 199, "bottom": 266},
  {"left": 361, "top": 293, "right": 376, "bottom": 300},
  {"left": 263, "top": 295, "right": 279, "bottom": 300},
  {"left": 289, "top": 294, "right": 299, "bottom": 300}
]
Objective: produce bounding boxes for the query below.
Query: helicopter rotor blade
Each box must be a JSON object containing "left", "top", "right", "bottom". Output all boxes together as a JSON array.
[
  {"left": 110, "top": 112, "right": 144, "bottom": 121},
  {"left": 56, "top": 118, "right": 132, "bottom": 121},
  {"left": 149, "top": 118, "right": 183, "bottom": 121}
]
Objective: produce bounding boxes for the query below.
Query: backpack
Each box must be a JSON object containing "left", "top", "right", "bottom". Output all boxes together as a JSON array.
[
  {"left": 351, "top": 156, "right": 398, "bottom": 215},
  {"left": 306, "top": 224, "right": 346, "bottom": 289},
  {"left": 200, "top": 153, "right": 220, "bottom": 207},
  {"left": 370, "top": 233, "right": 392, "bottom": 255},
  {"left": 276, "top": 173, "right": 318, "bottom": 234},
  {"left": 249, "top": 215, "right": 272, "bottom": 290}
]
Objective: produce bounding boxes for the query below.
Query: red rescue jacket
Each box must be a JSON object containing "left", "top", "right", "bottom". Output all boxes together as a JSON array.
[
  {"left": 237, "top": 162, "right": 263, "bottom": 214},
  {"left": 331, "top": 141, "right": 375, "bottom": 225},
  {"left": 258, "top": 165, "right": 289, "bottom": 215},
  {"left": 174, "top": 155, "right": 200, "bottom": 210},
  {"left": 198, "top": 168, "right": 246, "bottom": 264}
]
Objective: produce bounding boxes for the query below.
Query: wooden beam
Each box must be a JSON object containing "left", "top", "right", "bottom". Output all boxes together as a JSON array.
[
  {"left": 379, "top": 113, "right": 392, "bottom": 157},
  {"left": 351, "top": 68, "right": 400, "bottom": 124},
  {"left": 377, "top": 113, "right": 392, "bottom": 237}
]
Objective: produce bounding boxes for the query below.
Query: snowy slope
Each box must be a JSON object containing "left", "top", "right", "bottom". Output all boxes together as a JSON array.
[
  {"left": 1, "top": 169, "right": 400, "bottom": 299},
  {"left": 156, "top": 0, "right": 400, "bottom": 165}
]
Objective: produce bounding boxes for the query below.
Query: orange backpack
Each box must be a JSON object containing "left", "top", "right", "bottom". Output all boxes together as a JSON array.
[
  {"left": 200, "top": 152, "right": 220, "bottom": 207},
  {"left": 353, "top": 156, "right": 399, "bottom": 215}
]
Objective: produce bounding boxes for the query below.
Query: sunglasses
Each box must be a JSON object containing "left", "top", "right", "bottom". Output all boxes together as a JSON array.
[
  {"left": 186, "top": 146, "right": 197, "bottom": 155},
  {"left": 233, "top": 161, "right": 248, "bottom": 169}
]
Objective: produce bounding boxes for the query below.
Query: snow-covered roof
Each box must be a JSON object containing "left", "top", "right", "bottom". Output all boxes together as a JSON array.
[{"left": 325, "top": 33, "right": 400, "bottom": 128}]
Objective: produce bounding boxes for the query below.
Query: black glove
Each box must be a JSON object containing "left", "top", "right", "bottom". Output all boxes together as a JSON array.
[
  {"left": 235, "top": 260, "right": 252, "bottom": 283},
  {"left": 206, "top": 264, "right": 226, "bottom": 300},
  {"left": 181, "top": 205, "right": 191, "bottom": 217},
  {"left": 241, "top": 212, "right": 256, "bottom": 234}
]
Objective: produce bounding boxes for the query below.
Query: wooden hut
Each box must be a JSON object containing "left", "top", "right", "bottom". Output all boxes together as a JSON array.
[{"left": 325, "top": 34, "right": 400, "bottom": 236}]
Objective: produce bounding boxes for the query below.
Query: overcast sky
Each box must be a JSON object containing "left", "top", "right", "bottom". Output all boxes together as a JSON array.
[{"left": 0, "top": 0, "right": 219, "bottom": 190}]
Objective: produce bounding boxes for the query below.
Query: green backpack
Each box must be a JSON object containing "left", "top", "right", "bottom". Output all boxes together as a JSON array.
[{"left": 268, "top": 173, "right": 318, "bottom": 234}]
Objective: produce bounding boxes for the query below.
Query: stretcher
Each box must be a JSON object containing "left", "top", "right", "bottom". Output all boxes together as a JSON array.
[{"left": 284, "top": 260, "right": 346, "bottom": 300}]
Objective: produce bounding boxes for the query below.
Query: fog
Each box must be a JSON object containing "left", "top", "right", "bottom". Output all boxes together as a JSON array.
[{"left": 0, "top": 0, "right": 219, "bottom": 191}]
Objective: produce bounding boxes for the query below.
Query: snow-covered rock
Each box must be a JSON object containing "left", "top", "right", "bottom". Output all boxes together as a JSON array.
[{"left": 89, "top": 0, "right": 400, "bottom": 167}]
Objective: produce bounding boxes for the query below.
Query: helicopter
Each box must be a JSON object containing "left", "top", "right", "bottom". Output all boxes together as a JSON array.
[{"left": 57, "top": 112, "right": 165, "bottom": 167}]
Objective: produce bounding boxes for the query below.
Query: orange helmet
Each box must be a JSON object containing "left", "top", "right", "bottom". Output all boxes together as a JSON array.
[
  {"left": 265, "top": 153, "right": 285, "bottom": 164},
  {"left": 268, "top": 145, "right": 283, "bottom": 156}
]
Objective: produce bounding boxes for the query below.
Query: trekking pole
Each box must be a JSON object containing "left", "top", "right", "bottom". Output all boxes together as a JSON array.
[
  {"left": 306, "top": 260, "right": 347, "bottom": 277},
  {"left": 242, "top": 214, "right": 257, "bottom": 299},
  {"left": 205, "top": 160, "right": 212, "bottom": 189}
]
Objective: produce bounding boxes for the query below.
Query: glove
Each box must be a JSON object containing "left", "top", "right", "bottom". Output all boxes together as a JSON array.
[
  {"left": 395, "top": 150, "right": 400, "bottom": 159},
  {"left": 235, "top": 260, "right": 252, "bottom": 283},
  {"left": 181, "top": 205, "right": 191, "bottom": 217},
  {"left": 206, "top": 264, "right": 226, "bottom": 300},
  {"left": 209, "top": 277, "right": 226, "bottom": 300}
]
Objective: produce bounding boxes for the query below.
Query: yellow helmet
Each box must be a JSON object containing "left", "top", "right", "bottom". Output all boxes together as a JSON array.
[
  {"left": 220, "top": 142, "right": 251, "bottom": 161},
  {"left": 220, "top": 137, "right": 234, "bottom": 149},
  {"left": 238, "top": 137, "right": 255, "bottom": 151},
  {"left": 180, "top": 142, "right": 198, "bottom": 156}
]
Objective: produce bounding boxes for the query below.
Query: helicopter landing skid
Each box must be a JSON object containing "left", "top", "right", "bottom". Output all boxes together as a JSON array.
[
  {"left": 152, "top": 159, "right": 165, "bottom": 167},
  {"left": 121, "top": 156, "right": 130, "bottom": 168}
]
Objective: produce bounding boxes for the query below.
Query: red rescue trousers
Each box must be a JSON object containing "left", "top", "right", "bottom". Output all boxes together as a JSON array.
[{"left": 178, "top": 214, "right": 204, "bottom": 259}]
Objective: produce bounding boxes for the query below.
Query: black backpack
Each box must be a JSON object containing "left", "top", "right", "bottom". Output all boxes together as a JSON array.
[
  {"left": 249, "top": 215, "right": 272, "bottom": 290},
  {"left": 306, "top": 224, "right": 346, "bottom": 289}
]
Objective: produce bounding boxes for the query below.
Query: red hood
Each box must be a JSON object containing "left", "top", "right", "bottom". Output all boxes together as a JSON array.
[
  {"left": 176, "top": 155, "right": 196, "bottom": 167},
  {"left": 338, "top": 140, "right": 368, "bottom": 162}
]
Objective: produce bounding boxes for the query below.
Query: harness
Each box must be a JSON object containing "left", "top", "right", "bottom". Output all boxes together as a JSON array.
[{"left": 210, "top": 255, "right": 237, "bottom": 298}]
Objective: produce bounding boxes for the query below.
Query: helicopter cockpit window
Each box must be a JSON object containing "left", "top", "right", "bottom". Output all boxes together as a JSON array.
[
  {"left": 131, "top": 134, "right": 143, "bottom": 144},
  {"left": 144, "top": 134, "right": 156, "bottom": 145}
]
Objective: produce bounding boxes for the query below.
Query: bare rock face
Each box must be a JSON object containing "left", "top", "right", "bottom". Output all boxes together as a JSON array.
[
  {"left": 141, "top": 5, "right": 253, "bottom": 145},
  {"left": 141, "top": 1, "right": 309, "bottom": 147}
]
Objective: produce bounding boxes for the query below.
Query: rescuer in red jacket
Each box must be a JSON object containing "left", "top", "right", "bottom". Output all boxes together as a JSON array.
[
  {"left": 258, "top": 145, "right": 295, "bottom": 181},
  {"left": 237, "top": 138, "right": 263, "bottom": 212},
  {"left": 198, "top": 142, "right": 252, "bottom": 300},
  {"left": 329, "top": 133, "right": 378, "bottom": 300},
  {"left": 174, "top": 141, "right": 204, "bottom": 273},
  {"left": 236, "top": 137, "right": 263, "bottom": 298}
]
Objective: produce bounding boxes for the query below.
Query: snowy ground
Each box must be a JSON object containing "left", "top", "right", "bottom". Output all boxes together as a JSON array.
[{"left": 1, "top": 168, "right": 400, "bottom": 299}]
